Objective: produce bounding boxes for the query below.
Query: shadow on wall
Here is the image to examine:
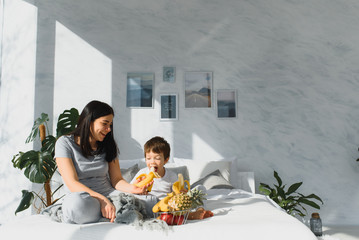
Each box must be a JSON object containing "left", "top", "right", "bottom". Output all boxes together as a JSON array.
[{"left": 26, "top": 0, "right": 232, "bottom": 161}]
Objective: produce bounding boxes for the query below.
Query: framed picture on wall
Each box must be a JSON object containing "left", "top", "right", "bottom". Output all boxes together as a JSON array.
[
  {"left": 126, "top": 72, "right": 154, "bottom": 108},
  {"left": 184, "top": 71, "right": 212, "bottom": 108},
  {"left": 216, "top": 89, "right": 237, "bottom": 118},
  {"left": 160, "top": 93, "right": 178, "bottom": 121},
  {"left": 163, "top": 66, "right": 176, "bottom": 83}
]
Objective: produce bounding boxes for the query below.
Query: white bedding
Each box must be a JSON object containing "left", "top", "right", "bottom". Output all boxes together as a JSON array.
[{"left": 0, "top": 189, "right": 317, "bottom": 240}]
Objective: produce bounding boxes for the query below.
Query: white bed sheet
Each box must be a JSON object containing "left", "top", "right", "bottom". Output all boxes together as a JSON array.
[{"left": 0, "top": 189, "right": 317, "bottom": 240}]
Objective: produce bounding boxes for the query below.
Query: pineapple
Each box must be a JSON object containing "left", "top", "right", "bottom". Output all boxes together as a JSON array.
[
  {"left": 168, "top": 193, "right": 192, "bottom": 212},
  {"left": 188, "top": 188, "right": 207, "bottom": 209}
]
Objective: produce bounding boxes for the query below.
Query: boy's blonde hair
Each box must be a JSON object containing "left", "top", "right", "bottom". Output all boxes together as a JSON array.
[{"left": 144, "top": 136, "right": 170, "bottom": 160}]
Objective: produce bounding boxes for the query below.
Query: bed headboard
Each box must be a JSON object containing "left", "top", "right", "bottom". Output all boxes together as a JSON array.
[{"left": 237, "top": 172, "right": 255, "bottom": 193}]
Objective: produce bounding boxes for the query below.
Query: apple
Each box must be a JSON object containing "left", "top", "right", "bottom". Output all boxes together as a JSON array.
[
  {"left": 160, "top": 213, "right": 174, "bottom": 225},
  {"left": 173, "top": 215, "right": 185, "bottom": 225}
]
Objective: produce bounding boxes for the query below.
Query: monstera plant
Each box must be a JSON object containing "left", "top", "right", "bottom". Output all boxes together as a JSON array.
[
  {"left": 259, "top": 171, "right": 323, "bottom": 217},
  {"left": 11, "top": 108, "right": 79, "bottom": 214}
]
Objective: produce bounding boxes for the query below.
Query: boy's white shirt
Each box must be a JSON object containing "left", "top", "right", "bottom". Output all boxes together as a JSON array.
[{"left": 131, "top": 167, "right": 178, "bottom": 199}]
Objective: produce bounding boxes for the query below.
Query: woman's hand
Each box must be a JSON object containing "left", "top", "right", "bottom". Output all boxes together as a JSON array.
[
  {"left": 99, "top": 198, "right": 116, "bottom": 223},
  {"left": 131, "top": 181, "right": 154, "bottom": 195},
  {"left": 133, "top": 175, "right": 146, "bottom": 184}
]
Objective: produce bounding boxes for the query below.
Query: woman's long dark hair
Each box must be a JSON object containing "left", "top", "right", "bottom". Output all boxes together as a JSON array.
[{"left": 72, "top": 100, "right": 119, "bottom": 162}]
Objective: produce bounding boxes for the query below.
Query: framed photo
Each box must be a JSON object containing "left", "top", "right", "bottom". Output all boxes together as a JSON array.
[
  {"left": 184, "top": 71, "right": 212, "bottom": 108},
  {"left": 216, "top": 89, "right": 237, "bottom": 118},
  {"left": 160, "top": 93, "right": 178, "bottom": 121},
  {"left": 126, "top": 72, "right": 154, "bottom": 108},
  {"left": 163, "top": 66, "right": 176, "bottom": 83}
]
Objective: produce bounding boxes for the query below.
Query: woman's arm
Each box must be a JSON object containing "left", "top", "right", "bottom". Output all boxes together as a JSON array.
[
  {"left": 56, "top": 157, "right": 116, "bottom": 222},
  {"left": 108, "top": 159, "right": 149, "bottom": 194}
]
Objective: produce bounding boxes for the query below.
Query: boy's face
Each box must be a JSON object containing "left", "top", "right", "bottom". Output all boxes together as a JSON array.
[{"left": 145, "top": 150, "right": 169, "bottom": 177}]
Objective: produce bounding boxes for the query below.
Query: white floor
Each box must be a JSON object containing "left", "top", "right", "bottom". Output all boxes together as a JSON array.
[{"left": 321, "top": 226, "right": 359, "bottom": 240}]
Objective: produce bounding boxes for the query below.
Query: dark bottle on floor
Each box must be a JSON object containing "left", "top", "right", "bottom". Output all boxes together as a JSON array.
[{"left": 310, "top": 212, "right": 322, "bottom": 236}]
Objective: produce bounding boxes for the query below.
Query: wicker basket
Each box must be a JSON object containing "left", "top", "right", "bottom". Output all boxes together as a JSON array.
[{"left": 154, "top": 209, "right": 191, "bottom": 226}]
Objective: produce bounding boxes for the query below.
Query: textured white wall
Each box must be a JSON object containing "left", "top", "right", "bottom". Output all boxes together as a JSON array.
[
  {"left": 0, "top": 0, "right": 37, "bottom": 222},
  {"left": 1, "top": 0, "right": 359, "bottom": 225}
]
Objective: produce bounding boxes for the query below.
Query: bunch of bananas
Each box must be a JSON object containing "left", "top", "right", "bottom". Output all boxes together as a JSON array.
[{"left": 152, "top": 173, "right": 190, "bottom": 213}]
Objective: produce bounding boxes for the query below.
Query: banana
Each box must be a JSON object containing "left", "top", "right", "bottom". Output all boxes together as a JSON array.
[
  {"left": 152, "top": 192, "right": 174, "bottom": 213},
  {"left": 172, "top": 173, "right": 190, "bottom": 194},
  {"left": 134, "top": 167, "right": 160, "bottom": 192},
  {"left": 152, "top": 173, "right": 191, "bottom": 213}
]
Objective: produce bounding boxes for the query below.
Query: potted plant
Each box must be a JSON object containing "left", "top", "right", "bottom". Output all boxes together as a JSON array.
[
  {"left": 259, "top": 171, "right": 323, "bottom": 217},
  {"left": 11, "top": 108, "right": 79, "bottom": 214}
]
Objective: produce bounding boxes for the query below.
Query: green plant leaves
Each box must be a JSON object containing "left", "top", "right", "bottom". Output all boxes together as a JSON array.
[
  {"left": 274, "top": 171, "right": 282, "bottom": 187},
  {"left": 303, "top": 193, "right": 324, "bottom": 204},
  {"left": 11, "top": 107, "right": 80, "bottom": 215},
  {"left": 258, "top": 184, "right": 272, "bottom": 195},
  {"left": 56, "top": 108, "right": 79, "bottom": 138},
  {"left": 41, "top": 135, "right": 56, "bottom": 155},
  {"left": 12, "top": 150, "right": 56, "bottom": 183},
  {"left": 259, "top": 171, "right": 323, "bottom": 217},
  {"left": 15, "top": 190, "right": 34, "bottom": 215},
  {"left": 286, "top": 182, "right": 302, "bottom": 195},
  {"left": 298, "top": 198, "right": 321, "bottom": 209},
  {"left": 26, "top": 113, "right": 49, "bottom": 143}
]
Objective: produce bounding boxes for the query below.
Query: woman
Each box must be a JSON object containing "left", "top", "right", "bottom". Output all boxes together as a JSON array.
[{"left": 55, "top": 100, "right": 151, "bottom": 224}]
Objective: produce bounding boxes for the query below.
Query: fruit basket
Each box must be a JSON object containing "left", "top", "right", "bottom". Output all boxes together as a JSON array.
[{"left": 154, "top": 209, "right": 191, "bottom": 226}]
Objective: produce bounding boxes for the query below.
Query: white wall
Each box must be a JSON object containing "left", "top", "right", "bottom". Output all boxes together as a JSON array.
[
  {"left": 0, "top": 0, "right": 37, "bottom": 222},
  {"left": 1, "top": 0, "right": 359, "bottom": 225}
]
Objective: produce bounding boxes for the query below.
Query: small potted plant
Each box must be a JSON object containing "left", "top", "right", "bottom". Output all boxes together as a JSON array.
[
  {"left": 11, "top": 108, "right": 79, "bottom": 214},
  {"left": 259, "top": 171, "right": 323, "bottom": 217}
]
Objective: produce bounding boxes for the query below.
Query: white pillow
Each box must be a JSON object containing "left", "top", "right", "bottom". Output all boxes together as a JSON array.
[
  {"left": 173, "top": 158, "right": 231, "bottom": 184},
  {"left": 191, "top": 169, "right": 234, "bottom": 190},
  {"left": 214, "top": 157, "right": 239, "bottom": 188},
  {"left": 174, "top": 157, "right": 240, "bottom": 188}
]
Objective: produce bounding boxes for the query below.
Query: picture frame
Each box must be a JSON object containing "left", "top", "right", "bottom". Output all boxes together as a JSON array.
[
  {"left": 163, "top": 66, "right": 176, "bottom": 83},
  {"left": 126, "top": 72, "right": 154, "bottom": 108},
  {"left": 160, "top": 93, "right": 178, "bottom": 121},
  {"left": 216, "top": 89, "right": 237, "bottom": 118},
  {"left": 184, "top": 71, "right": 213, "bottom": 108}
]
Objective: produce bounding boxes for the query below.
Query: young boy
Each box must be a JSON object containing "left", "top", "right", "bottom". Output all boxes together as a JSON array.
[
  {"left": 131, "top": 136, "right": 178, "bottom": 200},
  {"left": 132, "top": 136, "right": 213, "bottom": 220}
]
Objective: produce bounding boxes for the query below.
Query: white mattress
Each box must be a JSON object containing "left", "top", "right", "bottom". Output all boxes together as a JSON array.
[{"left": 0, "top": 189, "right": 317, "bottom": 240}]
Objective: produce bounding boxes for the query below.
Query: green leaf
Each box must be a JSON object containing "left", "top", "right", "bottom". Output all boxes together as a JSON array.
[
  {"left": 259, "top": 185, "right": 271, "bottom": 195},
  {"left": 15, "top": 150, "right": 56, "bottom": 183},
  {"left": 274, "top": 171, "right": 282, "bottom": 187},
  {"left": 56, "top": 108, "right": 79, "bottom": 138},
  {"left": 41, "top": 135, "right": 56, "bottom": 155},
  {"left": 303, "top": 193, "right": 324, "bottom": 205},
  {"left": 12, "top": 152, "right": 25, "bottom": 169},
  {"left": 269, "top": 188, "right": 278, "bottom": 199},
  {"left": 298, "top": 198, "right": 321, "bottom": 209},
  {"left": 15, "top": 190, "right": 34, "bottom": 215},
  {"left": 26, "top": 113, "right": 49, "bottom": 143},
  {"left": 292, "top": 208, "right": 306, "bottom": 217},
  {"left": 259, "top": 183, "right": 273, "bottom": 190},
  {"left": 276, "top": 185, "right": 286, "bottom": 200},
  {"left": 286, "top": 182, "right": 302, "bottom": 195}
]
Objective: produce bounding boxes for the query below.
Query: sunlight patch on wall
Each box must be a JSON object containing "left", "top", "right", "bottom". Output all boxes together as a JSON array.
[
  {"left": 53, "top": 21, "right": 112, "bottom": 124},
  {"left": 0, "top": 0, "right": 38, "bottom": 224},
  {"left": 130, "top": 98, "right": 174, "bottom": 151},
  {"left": 192, "top": 133, "right": 223, "bottom": 160}
]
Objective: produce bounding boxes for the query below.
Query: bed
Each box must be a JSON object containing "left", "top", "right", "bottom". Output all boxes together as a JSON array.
[{"left": 0, "top": 158, "right": 318, "bottom": 240}]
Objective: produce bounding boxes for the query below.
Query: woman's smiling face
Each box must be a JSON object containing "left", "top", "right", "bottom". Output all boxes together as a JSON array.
[{"left": 90, "top": 114, "right": 113, "bottom": 142}]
